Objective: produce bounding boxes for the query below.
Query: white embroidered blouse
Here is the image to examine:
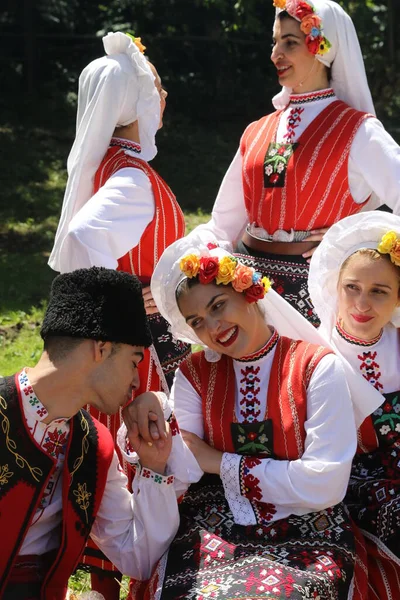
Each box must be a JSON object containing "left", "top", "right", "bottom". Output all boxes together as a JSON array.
[{"left": 192, "top": 88, "right": 400, "bottom": 244}]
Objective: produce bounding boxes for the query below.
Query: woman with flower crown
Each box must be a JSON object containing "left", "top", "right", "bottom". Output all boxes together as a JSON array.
[
  {"left": 119, "top": 233, "right": 375, "bottom": 600},
  {"left": 309, "top": 211, "right": 400, "bottom": 599},
  {"left": 47, "top": 32, "right": 190, "bottom": 598},
  {"left": 190, "top": 0, "right": 400, "bottom": 328}
]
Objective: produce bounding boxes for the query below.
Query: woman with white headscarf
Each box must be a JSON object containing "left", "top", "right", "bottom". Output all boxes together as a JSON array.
[
  {"left": 48, "top": 32, "right": 190, "bottom": 597},
  {"left": 190, "top": 0, "right": 400, "bottom": 328},
  {"left": 119, "top": 232, "right": 373, "bottom": 599},
  {"left": 309, "top": 211, "right": 400, "bottom": 599}
]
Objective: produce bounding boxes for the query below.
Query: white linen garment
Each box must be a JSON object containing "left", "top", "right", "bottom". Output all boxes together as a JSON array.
[
  {"left": 57, "top": 141, "right": 155, "bottom": 273},
  {"left": 163, "top": 338, "right": 357, "bottom": 526},
  {"left": 18, "top": 370, "right": 179, "bottom": 581},
  {"left": 193, "top": 90, "right": 400, "bottom": 245}
]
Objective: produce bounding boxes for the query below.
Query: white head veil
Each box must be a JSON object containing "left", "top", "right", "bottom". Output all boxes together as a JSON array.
[
  {"left": 49, "top": 32, "right": 160, "bottom": 272},
  {"left": 272, "top": 0, "right": 375, "bottom": 115},
  {"left": 308, "top": 211, "right": 400, "bottom": 424},
  {"left": 152, "top": 232, "right": 379, "bottom": 427}
]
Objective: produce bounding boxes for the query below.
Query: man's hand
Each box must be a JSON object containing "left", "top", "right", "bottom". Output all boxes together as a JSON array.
[
  {"left": 123, "top": 392, "right": 167, "bottom": 449},
  {"left": 128, "top": 421, "right": 172, "bottom": 475},
  {"left": 181, "top": 430, "right": 223, "bottom": 475}
]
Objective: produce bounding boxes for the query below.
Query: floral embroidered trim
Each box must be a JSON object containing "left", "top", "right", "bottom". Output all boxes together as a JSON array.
[
  {"left": 19, "top": 370, "right": 48, "bottom": 420},
  {"left": 373, "top": 393, "right": 400, "bottom": 442},
  {"left": 180, "top": 244, "right": 271, "bottom": 304},
  {"left": 110, "top": 137, "right": 141, "bottom": 154},
  {"left": 283, "top": 107, "right": 304, "bottom": 144},
  {"left": 0, "top": 464, "right": 13, "bottom": 487},
  {"left": 239, "top": 365, "right": 261, "bottom": 423},
  {"left": 73, "top": 482, "right": 92, "bottom": 524},
  {"left": 237, "top": 329, "right": 279, "bottom": 362},
  {"left": 139, "top": 464, "right": 174, "bottom": 485},
  {"left": 273, "top": 0, "right": 331, "bottom": 56},
  {"left": 358, "top": 350, "right": 383, "bottom": 391},
  {"left": 335, "top": 321, "right": 383, "bottom": 347},
  {"left": 377, "top": 230, "right": 400, "bottom": 267},
  {"left": 290, "top": 88, "right": 335, "bottom": 105}
]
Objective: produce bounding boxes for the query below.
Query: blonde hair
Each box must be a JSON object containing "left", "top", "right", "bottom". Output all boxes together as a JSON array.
[{"left": 339, "top": 248, "right": 400, "bottom": 287}]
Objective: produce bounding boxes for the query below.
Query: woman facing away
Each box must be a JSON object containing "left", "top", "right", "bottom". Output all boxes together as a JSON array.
[
  {"left": 119, "top": 233, "right": 377, "bottom": 600},
  {"left": 190, "top": 0, "right": 400, "bottom": 327},
  {"left": 309, "top": 211, "right": 400, "bottom": 599},
  {"left": 48, "top": 32, "right": 190, "bottom": 598}
]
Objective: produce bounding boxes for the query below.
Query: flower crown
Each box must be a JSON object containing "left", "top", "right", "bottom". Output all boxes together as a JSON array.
[
  {"left": 126, "top": 33, "right": 146, "bottom": 54},
  {"left": 273, "top": 0, "right": 331, "bottom": 56},
  {"left": 377, "top": 231, "right": 400, "bottom": 267},
  {"left": 179, "top": 243, "right": 271, "bottom": 304}
]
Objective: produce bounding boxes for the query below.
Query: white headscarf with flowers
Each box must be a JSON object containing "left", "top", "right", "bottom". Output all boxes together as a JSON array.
[
  {"left": 49, "top": 32, "right": 160, "bottom": 272},
  {"left": 272, "top": 0, "right": 375, "bottom": 115},
  {"left": 152, "top": 232, "right": 386, "bottom": 426}
]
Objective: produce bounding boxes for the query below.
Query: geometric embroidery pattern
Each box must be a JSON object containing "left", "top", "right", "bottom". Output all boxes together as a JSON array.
[{"left": 357, "top": 351, "right": 383, "bottom": 391}]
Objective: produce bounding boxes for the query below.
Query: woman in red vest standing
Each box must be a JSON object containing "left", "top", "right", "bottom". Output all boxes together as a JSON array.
[
  {"left": 191, "top": 0, "right": 400, "bottom": 327},
  {"left": 122, "top": 232, "right": 375, "bottom": 599},
  {"left": 48, "top": 31, "right": 190, "bottom": 598}
]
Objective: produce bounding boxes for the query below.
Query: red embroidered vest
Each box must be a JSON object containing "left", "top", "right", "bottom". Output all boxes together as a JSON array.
[
  {"left": 180, "top": 337, "right": 331, "bottom": 459},
  {"left": 0, "top": 375, "right": 114, "bottom": 599},
  {"left": 240, "top": 101, "right": 371, "bottom": 233},
  {"left": 93, "top": 146, "right": 185, "bottom": 280}
]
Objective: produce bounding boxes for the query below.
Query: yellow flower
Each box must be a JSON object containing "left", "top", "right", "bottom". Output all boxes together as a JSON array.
[
  {"left": 273, "top": 0, "right": 286, "bottom": 8},
  {"left": 180, "top": 254, "right": 200, "bottom": 278},
  {"left": 317, "top": 36, "right": 332, "bottom": 55},
  {"left": 389, "top": 241, "right": 400, "bottom": 267},
  {"left": 261, "top": 276, "right": 272, "bottom": 293},
  {"left": 378, "top": 231, "right": 398, "bottom": 255},
  {"left": 216, "top": 256, "right": 237, "bottom": 285}
]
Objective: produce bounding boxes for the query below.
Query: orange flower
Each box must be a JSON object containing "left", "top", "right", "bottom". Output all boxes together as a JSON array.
[
  {"left": 300, "top": 14, "right": 322, "bottom": 35},
  {"left": 273, "top": 0, "right": 286, "bottom": 8},
  {"left": 133, "top": 37, "right": 146, "bottom": 54},
  {"left": 389, "top": 241, "right": 400, "bottom": 267},
  {"left": 232, "top": 265, "right": 254, "bottom": 292}
]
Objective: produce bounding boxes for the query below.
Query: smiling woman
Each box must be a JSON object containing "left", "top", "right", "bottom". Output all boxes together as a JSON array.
[
  {"left": 188, "top": 0, "right": 400, "bottom": 329},
  {"left": 124, "top": 233, "right": 375, "bottom": 600},
  {"left": 309, "top": 211, "right": 400, "bottom": 598}
]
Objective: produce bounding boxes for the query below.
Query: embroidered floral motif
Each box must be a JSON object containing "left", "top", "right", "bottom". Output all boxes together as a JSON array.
[
  {"left": 357, "top": 351, "right": 383, "bottom": 391},
  {"left": 231, "top": 420, "right": 274, "bottom": 455},
  {"left": 43, "top": 428, "right": 68, "bottom": 459},
  {"left": 239, "top": 366, "right": 261, "bottom": 423},
  {"left": 264, "top": 142, "right": 298, "bottom": 188},
  {"left": 372, "top": 393, "right": 400, "bottom": 446},
  {"left": 283, "top": 107, "right": 304, "bottom": 144},
  {"left": 239, "top": 457, "right": 277, "bottom": 524},
  {"left": 0, "top": 464, "right": 13, "bottom": 486},
  {"left": 73, "top": 482, "right": 92, "bottom": 522},
  {"left": 140, "top": 466, "right": 174, "bottom": 485},
  {"left": 168, "top": 413, "right": 180, "bottom": 437},
  {"left": 19, "top": 370, "right": 49, "bottom": 420}
]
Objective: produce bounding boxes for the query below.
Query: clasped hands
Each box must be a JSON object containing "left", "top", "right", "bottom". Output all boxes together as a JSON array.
[{"left": 123, "top": 392, "right": 223, "bottom": 476}]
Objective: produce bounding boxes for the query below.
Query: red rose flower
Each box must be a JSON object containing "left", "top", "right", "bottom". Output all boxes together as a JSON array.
[
  {"left": 277, "top": 146, "right": 286, "bottom": 155},
  {"left": 383, "top": 402, "right": 392, "bottom": 413},
  {"left": 206, "top": 242, "right": 218, "bottom": 250},
  {"left": 269, "top": 173, "right": 280, "bottom": 184},
  {"left": 199, "top": 256, "right": 219, "bottom": 284},
  {"left": 296, "top": 1, "right": 314, "bottom": 20},
  {"left": 248, "top": 431, "right": 258, "bottom": 441},
  {"left": 305, "top": 34, "right": 322, "bottom": 55},
  {"left": 244, "top": 282, "right": 265, "bottom": 303}
]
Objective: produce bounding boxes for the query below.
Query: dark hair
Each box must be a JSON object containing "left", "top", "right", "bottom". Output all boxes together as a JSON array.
[
  {"left": 43, "top": 336, "right": 122, "bottom": 363},
  {"left": 175, "top": 277, "right": 201, "bottom": 303}
]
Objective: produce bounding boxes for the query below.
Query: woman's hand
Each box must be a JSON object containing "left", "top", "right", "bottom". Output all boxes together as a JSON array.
[
  {"left": 302, "top": 227, "right": 330, "bottom": 262},
  {"left": 142, "top": 285, "right": 159, "bottom": 315},
  {"left": 181, "top": 430, "right": 223, "bottom": 475},
  {"left": 128, "top": 420, "right": 172, "bottom": 475},
  {"left": 123, "top": 391, "right": 167, "bottom": 449}
]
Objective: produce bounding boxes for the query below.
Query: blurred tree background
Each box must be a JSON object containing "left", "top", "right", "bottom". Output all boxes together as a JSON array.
[{"left": 0, "top": 0, "right": 399, "bottom": 371}]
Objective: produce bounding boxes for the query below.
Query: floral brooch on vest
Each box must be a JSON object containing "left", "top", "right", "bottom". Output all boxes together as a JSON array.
[
  {"left": 179, "top": 243, "right": 271, "bottom": 304},
  {"left": 273, "top": 0, "right": 331, "bottom": 56},
  {"left": 377, "top": 231, "right": 400, "bottom": 267}
]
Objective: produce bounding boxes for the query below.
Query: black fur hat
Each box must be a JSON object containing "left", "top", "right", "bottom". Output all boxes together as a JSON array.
[{"left": 41, "top": 267, "right": 152, "bottom": 348}]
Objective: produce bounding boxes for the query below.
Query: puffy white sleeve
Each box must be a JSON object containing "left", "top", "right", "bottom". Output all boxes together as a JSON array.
[
  {"left": 349, "top": 118, "right": 400, "bottom": 213},
  {"left": 117, "top": 387, "right": 204, "bottom": 499},
  {"left": 57, "top": 167, "right": 155, "bottom": 272},
  {"left": 189, "top": 149, "right": 249, "bottom": 245},
  {"left": 90, "top": 450, "right": 178, "bottom": 580},
  {"left": 220, "top": 354, "right": 357, "bottom": 523}
]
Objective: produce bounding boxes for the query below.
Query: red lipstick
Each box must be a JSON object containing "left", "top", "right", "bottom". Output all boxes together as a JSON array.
[{"left": 351, "top": 314, "right": 373, "bottom": 323}]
